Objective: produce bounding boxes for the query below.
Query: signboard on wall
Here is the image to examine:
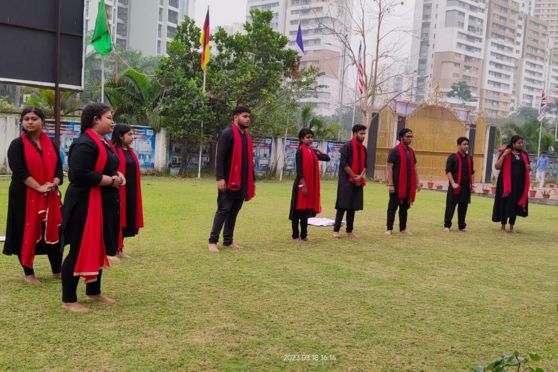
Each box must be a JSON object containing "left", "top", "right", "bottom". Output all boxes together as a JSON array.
[
  {"left": 253, "top": 137, "right": 273, "bottom": 176},
  {"left": 325, "top": 141, "right": 343, "bottom": 176},
  {"left": 283, "top": 138, "right": 319, "bottom": 176}
]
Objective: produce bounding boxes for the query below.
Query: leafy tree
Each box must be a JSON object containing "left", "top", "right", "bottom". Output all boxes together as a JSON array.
[
  {"left": 23, "top": 89, "right": 82, "bottom": 117},
  {"left": 447, "top": 80, "right": 474, "bottom": 106},
  {"left": 501, "top": 119, "right": 556, "bottom": 154},
  {"left": 298, "top": 104, "right": 339, "bottom": 140}
]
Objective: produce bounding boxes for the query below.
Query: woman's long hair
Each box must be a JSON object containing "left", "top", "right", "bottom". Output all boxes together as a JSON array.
[
  {"left": 80, "top": 103, "right": 111, "bottom": 133},
  {"left": 298, "top": 128, "right": 314, "bottom": 145},
  {"left": 111, "top": 124, "right": 133, "bottom": 148}
]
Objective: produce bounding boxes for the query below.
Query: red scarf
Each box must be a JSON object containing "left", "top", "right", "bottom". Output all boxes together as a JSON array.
[
  {"left": 115, "top": 147, "right": 144, "bottom": 251},
  {"left": 502, "top": 150, "right": 530, "bottom": 210},
  {"left": 296, "top": 144, "right": 321, "bottom": 213},
  {"left": 349, "top": 137, "right": 366, "bottom": 187},
  {"left": 73, "top": 129, "right": 111, "bottom": 283},
  {"left": 20, "top": 132, "right": 62, "bottom": 269},
  {"left": 397, "top": 143, "right": 417, "bottom": 205},
  {"left": 453, "top": 152, "right": 472, "bottom": 195},
  {"left": 227, "top": 123, "right": 255, "bottom": 201}
]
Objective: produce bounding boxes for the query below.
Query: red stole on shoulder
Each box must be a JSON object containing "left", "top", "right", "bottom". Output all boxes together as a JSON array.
[
  {"left": 502, "top": 150, "right": 530, "bottom": 209},
  {"left": 20, "top": 131, "right": 62, "bottom": 269},
  {"left": 397, "top": 143, "right": 416, "bottom": 205},
  {"left": 349, "top": 137, "right": 366, "bottom": 187},
  {"left": 74, "top": 129, "right": 111, "bottom": 283},
  {"left": 453, "top": 152, "right": 472, "bottom": 195},
  {"left": 296, "top": 144, "right": 321, "bottom": 213},
  {"left": 115, "top": 146, "right": 144, "bottom": 251},
  {"left": 227, "top": 124, "right": 256, "bottom": 201}
]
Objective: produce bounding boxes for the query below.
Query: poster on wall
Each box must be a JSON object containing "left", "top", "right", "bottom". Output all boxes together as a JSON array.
[
  {"left": 45, "top": 121, "right": 80, "bottom": 169},
  {"left": 253, "top": 137, "right": 273, "bottom": 176},
  {"left": 131, "top": 125, "right": 156, "bottom": 169},
  {"left": 325, "top": 141, "right": 343, "bottom": 176},
  {"left": 283, "top": 138, "right": 319, "bottom": 176}
]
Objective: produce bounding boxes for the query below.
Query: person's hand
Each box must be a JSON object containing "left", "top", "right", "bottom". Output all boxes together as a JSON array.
[
  {"left": 36, "top": 184, "right": 51, "bottom": 194},
  {"left": 353, "top": 175, "right": 361, "bottom": 186},
  {"left": 111, "top": 175, "right": 121, "bottom": 189},
  {"left": 503, "top": 148, "right": 512, "bottom": 157},
  {"left": 217, "top": 179, "right": 226, "bottom": 192},
  {"left": 117, "top": 171, "right": 126, "bottom": 186},
  {"left": 302, "top": 185, "right": 308, "bottom": 196},
  {"left": 416, "top": 183, "right": 422, "bottom": 192},
  {"left": 452, "top": 182, "right": 459, "bottom": 189},
  {"left": 388, "top": 185, "right": 395, "bottom": 193}
]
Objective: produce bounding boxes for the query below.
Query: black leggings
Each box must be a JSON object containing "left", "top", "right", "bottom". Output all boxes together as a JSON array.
[
  {"left": 291, "top": 217, "right": 308, "bottom": 239},
  {"left": 18, "top": 250, "right": 62, "bottom": 276},
  {"left": 61, "top": 242, "right": 103, "bottom": 303},
  {"left": 501, "top": 216, "right": 517, "bottom": 225},
  {"left": 334, "top": 209, "right": 355, "bottom": 233}
]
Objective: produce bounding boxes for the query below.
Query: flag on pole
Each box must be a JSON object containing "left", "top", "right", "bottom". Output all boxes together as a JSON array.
[
  {"left": 200, "top": 8, "right": 210, "bottom": 71},
  {"left": 91, "top": 0, "right": 113, "bottom": 56},
  {"left": 538, "top": 90, "right": 547, "bottom": 121},
  {"left": 357, "top": 42, "right": 364, "bottom": 95},
  {"left": 296, "top": 20, "right": 305, "bottom": 54}
]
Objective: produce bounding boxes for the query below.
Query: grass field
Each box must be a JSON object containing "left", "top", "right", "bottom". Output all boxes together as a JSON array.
[{"left": 0, "top": 176, "right": 557, "bottom": 370}]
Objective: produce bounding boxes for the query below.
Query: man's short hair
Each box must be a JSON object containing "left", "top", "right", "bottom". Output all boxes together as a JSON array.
[
  {"left": 457, "top": 137, "right": 469, "bottom": 145},
  {"left": 352, "top": 124, "right": 367, "bottom": 133},
  {"left": 398, "top": 128, "right": 412, "bottom": 140},
  {"left": 232, "top": 106, "right": 251, "bottom": 116}
]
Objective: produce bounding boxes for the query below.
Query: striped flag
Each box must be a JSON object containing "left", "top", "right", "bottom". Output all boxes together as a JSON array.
[
  {"left": 199, "top": 8, "right": 210, "bottom": 71},
  {"left": 357, "top": 42, "right": 364, "bottom": 95},
  {"left": 538, "top": 90, "right": 547, "bottom": 121}
]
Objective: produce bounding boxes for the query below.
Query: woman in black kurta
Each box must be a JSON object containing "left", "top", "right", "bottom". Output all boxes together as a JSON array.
[
  {"left": 61, "top": 103, "right": 124, "bottom": 313},
  {"left": 3, "top": 107, "right": 63, "bottom": 283},
  {"left": 289, "top": 128, "right": 330, "bottom": 240},
  {"left": 492, "top": 135, "right": 530, "bottom": 233}
]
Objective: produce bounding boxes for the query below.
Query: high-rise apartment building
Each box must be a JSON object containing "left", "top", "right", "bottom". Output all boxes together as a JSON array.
[
  {"left": 247, "top": 0, "right": 350, "bottom": 116},
  {"left": 84, "top": 0, "right": 196, "bottom": 56},
  {"left": 533, "top": 0, "right": 558, "bottom": 46}
]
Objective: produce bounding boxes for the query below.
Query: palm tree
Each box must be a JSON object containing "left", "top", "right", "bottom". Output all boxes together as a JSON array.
[
  {"left": 299, "top": 104, "right": 339, "bottom": 140},
  {"left": 23, "top": 89, "right": 82, "bottom": 117},
  {"left": 104, "top": 68, "right": 163, "bottom": 127}
]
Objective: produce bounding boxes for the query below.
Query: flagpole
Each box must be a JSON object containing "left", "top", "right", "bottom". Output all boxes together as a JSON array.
[
  {"left": 198, "top": 69, "right": 206, "bottom": 179},
  {"left": 351, "top": 77, "right": 358, "bottom": 127},
  {"left": 537, "top": 118, "right": 543, "bottom": 159},
  {"left": 101, "top": 56, "right": 105, "bottom": 103}
]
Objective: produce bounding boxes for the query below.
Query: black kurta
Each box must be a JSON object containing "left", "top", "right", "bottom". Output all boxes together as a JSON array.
[
  {"left": 62, "top": 134, "right": 120, "bottom": 256},
  {"left": 3, "top": 136, "right": 63, "bottom": 256},
  {"left": 445, "top": 153, "right": 474, "bottom": 204},
  {"left": 387, "top": 145, "right": 417, "bottom": 192},
  {"left": 335, "top": 141, "right": 367, "bottom": 210},
  {"left": 289, "top": 147, "right": 330, "bottom": 220},
  {"left": 215, "top": 126, "right": 249, "bottom": 199},
  {"left": 122, "top": 149, "right": 139, "bottom": 237},
  {"left": 492, "top": 152, "right": 529, "bottom": 222}
]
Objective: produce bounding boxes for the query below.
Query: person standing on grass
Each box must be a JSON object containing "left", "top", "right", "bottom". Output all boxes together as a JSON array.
[
  {"left": 289, "top": 128, "right": 330, "bottom": 242},
  {"left": 61, "top": 103, "right": 124, "bottom": 313},
  {"left": 385, "top": 128, "right": 421, "bottom": 235},
  {"left": 3, "top": 107, "right": 63, "bottom": 284},
  {"left": 443, "top": 137, "right": 474, "bottom": 232},
  {"left": 333, "top": 124, "right": 367, "bottom": 239},
  {"left": 535, "top": 151, "right": 549, "bottom": 189},
  {"left": 208, "top": 106, "right": 256, "bottom": 253},
  {"left": 111, "top": 124, "right": 144, "bottom": 260},
  {"left": 492, "top": 135, "right": 530, "bottom": 233}
]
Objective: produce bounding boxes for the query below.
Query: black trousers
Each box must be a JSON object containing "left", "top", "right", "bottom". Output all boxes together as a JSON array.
[
  {"left": 334, "top": 209, "right": 355, "bottom": 233},
  {"left": 444, "top": 200, "right": 469, "bottom": 229},
  {"left": 61, "top": 242, "right": 103, "bottom": 303},
  {"left": 387, "top": 192, "right": 409, "bottom": 231},
  {"left": 209, "top": 191, "right": 244, "bottom": 245},
  {"left": 18, "top": 250, "right": 62, "bottom": 276},
  {"left": 291, "top": 215, "right": 308, "bottom": 239},
  {"left": 501, "top": 216, "right": 517, "bottom": 225}
]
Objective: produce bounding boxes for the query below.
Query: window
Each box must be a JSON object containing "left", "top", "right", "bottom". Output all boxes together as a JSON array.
[
  {"left": 169, "top": 0, "right": 179, "bottom": 8},
  {"left": 167, "top": 10, "right": 178, "bottom": 24},
  {"left": 167, "top": 26, "right": 176, "bottom": 38},
  {"left": 445, "top": 10, "right": 465, "bottom": 28}
]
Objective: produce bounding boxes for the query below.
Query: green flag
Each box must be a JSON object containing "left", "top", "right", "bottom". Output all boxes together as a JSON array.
[{"left": 91, "top": 0, "right": 112, "bottom": 55}]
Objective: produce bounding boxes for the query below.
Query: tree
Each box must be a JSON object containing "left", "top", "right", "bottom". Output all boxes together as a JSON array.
[
  {"left": 447, "top": 80, "right": 474, "bottom": 107},
  {"left": 23, "top": 89, "right": 82, "bottom": 117},
  {"left": 501, "top": 119, "right": 557, "bottom": 154},
  {"left": 298, "top": 104, "right": 340, "bottom": 140},
  {"left": 104, "top": 68, "right": 163, "bottom": 127}
]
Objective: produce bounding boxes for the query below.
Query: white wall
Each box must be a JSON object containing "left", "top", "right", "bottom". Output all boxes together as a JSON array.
[{"left": 0, "top": 115, "right": 21, "bottom": 172}]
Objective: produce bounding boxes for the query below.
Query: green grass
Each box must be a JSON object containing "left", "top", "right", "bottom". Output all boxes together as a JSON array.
[{"left": 0, "top": 176, "right": 557, "bottom": 370}]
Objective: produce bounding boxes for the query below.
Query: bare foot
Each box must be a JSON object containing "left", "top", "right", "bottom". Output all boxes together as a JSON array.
[
  {"left": 400, "top": 230, "right": 412, "bottom": 235},
  {"left": 332, "top": 231, "right": 340, "bottom": 238},
  {"left": 346, "top": 232, "right": 356, "bottom": 239},
  {"left": 224, "top": 243, "right": 242, "bottom": 250},
  {"left": 442, "top": 227, "right": 450, "bottom": 232},
  {"left": 208, "top": 243, "right": 220, "bottom": 253},
  {"left": 52, "top": 273, "right": 61, "bottom": 280},
  {"left": 500, "top": 225, "right": 507, "bottom": 232},
  {"left": 24, "top": 275, "right": 41, "bottom": 284},
  {"left": 384, "top": 230, "right": 392, "bottom": 236},
  {"left": 86, "top": 294, "right": 116, "bottom": 304},
  {"left": 118, "top": 252, "right": 131, "bottom": 259},
  {"left": 62, "top": 302, "right": 89, "bottom": 313},
  {"left": 459, "top": 228, "right": 468, "bottom": 232},
  {"left": 107, "top": 255, "right": 120, "bottom": 262},
  {"left": 300, "top": 237, "right": 309, "bottom": 242}
]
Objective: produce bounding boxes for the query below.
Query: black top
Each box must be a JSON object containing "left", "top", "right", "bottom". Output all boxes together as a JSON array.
[
  {"left": 215, "top": 126, "right": 250, "bottom": 198},
  {"left": 445, "top": 152, "right": 474, "bottom": 204},
  {"left": 335, "top": 141, "right": 367, "bottom": 210},
  {"left": 492, "top": 151, "right": 529, "bottom": 222},
  {"left": 387, "top": 145, "right": 417, "bottom": 190},
  {"left": 3, "top": 136, "right": 63, "bottom": 256},
  {"left": 123, "top": 149, "right": 139, "bottom": 237},
  {"left": 62, "top": 134, "right": 120, "bottom": 256}
]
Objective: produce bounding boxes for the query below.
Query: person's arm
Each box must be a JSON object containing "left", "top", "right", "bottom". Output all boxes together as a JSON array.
[
  {"left": 314, "top": 149, "right": 330, "bottom": 162},
  {"left": 446, "top": 155, "right": 459, "bottom": 189},
  {"left": 386, "top": 148, "right": 396, "bottom": 193},
  {"left": 296, "top": 148, "right": 308, "bottom": 195},
  {"left": 495, "top": 149, "right": 511, "bottom": 170},
  {"left": 7, "top": 139, "right": 51, "bottom": 193},
  {"left": 53, "top": 143, "right": 63, "bottom": 187},
  {"left": 215, "top": 129, "right": 231, "bottom": 192}
]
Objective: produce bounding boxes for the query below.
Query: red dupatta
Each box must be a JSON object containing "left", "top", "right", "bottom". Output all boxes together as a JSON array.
[
  {"left": 227, "top": 124, "right": 255, "bottom": 201},
  {"left": 115, "top": 147, "right": 144, "bottom": 251},
  {"left": 397, "top": 143, "right": 417, "bottom": 205},
  {"left": 453, "top": 152, "right": 472, "bottom": 195},
  {"left": 349, "top": 137, "right": 366, "bottom": 187},
  {"left": 73, "top": 129, "right": 111, "bottom": 283},
  {"left": 296, "top": 144, "right": 321, "bottom": 213},
  {"left": 502, "top": 150, "right": 530, "bottom": 210},
  {"left": 20, "top": 131, "right": 62, "bottom": 269}
]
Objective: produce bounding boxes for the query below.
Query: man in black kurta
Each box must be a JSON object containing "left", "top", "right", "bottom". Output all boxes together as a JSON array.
[
  {"left": 208, "top": 107, "right": 254, "bottom": 252},
  {"left": 443, "top": 137, "right": 474, "bottom": 232},
  {"left": 333, "top": 125, "right": 367, "bottom": 238}
]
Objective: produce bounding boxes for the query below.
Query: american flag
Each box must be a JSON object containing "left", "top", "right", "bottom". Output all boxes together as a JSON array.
[
  {"left": 538, "top": 90, "right": 547, "bottom": 121},
  {"left": 357, "top": 42, "right": 364, "bottom": 95}
]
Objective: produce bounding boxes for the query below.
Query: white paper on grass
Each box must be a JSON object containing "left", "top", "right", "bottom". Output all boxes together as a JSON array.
[{"left": 307, "top": 217, "right": 344, "bottom": 227}]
